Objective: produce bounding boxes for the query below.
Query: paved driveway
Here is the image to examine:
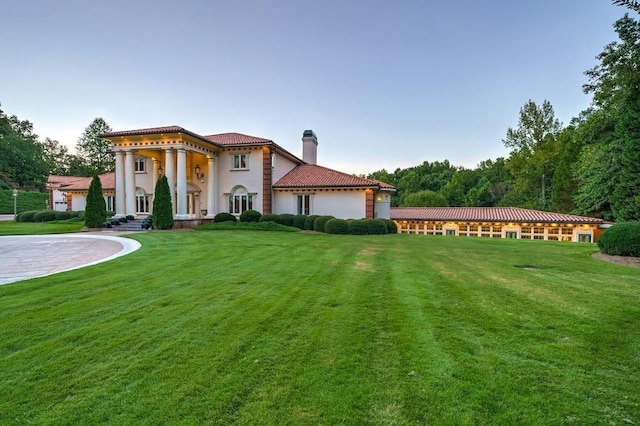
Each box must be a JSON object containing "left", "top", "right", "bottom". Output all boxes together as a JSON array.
[{"left": 0, "top": 234, "right": 141, "bottom": 285}]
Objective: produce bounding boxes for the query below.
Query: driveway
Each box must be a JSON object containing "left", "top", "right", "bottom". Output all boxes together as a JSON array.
[{"left": 0, "top": 234, "right": 141, "bottom": 285}]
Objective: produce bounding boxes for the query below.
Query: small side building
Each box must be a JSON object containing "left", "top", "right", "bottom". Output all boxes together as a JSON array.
[{"left": 391, "top": 207, "right": 605, "bottom": 243}]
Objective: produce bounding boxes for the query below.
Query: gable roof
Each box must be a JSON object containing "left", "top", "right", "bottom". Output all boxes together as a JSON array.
[
  {"left": 204, "top": 132, "right": 273, "bottom": 146},
  {"left": 390, "top": 207, "right": 603, "bottom": 224},
  {"left": 274, "top": 164, "right": 395, "bottom": 190},
  {"left": 47, "top": 173, "right": 116, "bottom": 191}
]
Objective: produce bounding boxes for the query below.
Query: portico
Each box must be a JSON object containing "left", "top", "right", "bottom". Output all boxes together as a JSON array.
[{"left": 105, "top": 127, "right": 218, "bottom": 219}]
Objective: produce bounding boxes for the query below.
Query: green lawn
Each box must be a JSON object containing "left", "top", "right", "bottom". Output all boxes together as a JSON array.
[
  {"left": 0, "top": 220, "right": 84, "bottom": 235},
  {"left": 1, "top": 231, "right": 638, "bottom": 425}
]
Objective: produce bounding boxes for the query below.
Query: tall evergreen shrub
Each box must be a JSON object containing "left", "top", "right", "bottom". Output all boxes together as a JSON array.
[
  {"left": 84, "top": 175, "right": 107, "bottom": 228},
  {"left": 153, "top": 175, "right": 174, "bottom": 230}
]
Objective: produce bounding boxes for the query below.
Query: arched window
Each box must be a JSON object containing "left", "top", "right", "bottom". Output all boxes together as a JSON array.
[
  {"left": 136, "top": 188, "right": 150, "bottom": 213},
  {"left": 228, "top": 186, "right": 253, "bottom": 215}
]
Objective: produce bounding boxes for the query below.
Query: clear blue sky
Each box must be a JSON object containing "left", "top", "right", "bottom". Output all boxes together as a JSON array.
[{"left": 0, "top": 0, "right": 627, "bottom": 175}]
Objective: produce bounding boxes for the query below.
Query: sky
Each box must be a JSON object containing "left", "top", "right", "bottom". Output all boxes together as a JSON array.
[{"left": 0, "top": 0, "right": 628, "bottom": 175}]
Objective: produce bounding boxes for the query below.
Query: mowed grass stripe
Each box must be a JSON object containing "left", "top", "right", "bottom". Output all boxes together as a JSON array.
[{"left": 1, "top": 231, "right": 639, "bottom": 424}]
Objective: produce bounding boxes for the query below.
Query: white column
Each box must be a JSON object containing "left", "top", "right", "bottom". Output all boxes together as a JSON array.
[
  {"left": 125, "top": 150, "right": 136, "bottom": 216},
  {"left": 206, "top": 155, "right": 216, "bottom": 217},
  {"left": 164, "top": 148, "right": 175, "bottom": 214},
  {"left": 114, "top": 151, "right": 126, "bottom": 217},
  {"left": 176, "top": 148, "right": 188, "bottom": 218}
]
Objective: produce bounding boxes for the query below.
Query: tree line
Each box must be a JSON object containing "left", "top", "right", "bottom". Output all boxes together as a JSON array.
[
  {"left": 366, "top": 12, "right": 640, "bottom": 222},
  {"left": 0, "top": 108, "right": 113, "bottom": 191}
]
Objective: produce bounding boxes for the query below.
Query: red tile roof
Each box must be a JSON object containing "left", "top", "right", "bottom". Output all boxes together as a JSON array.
[
  {"left": 204, "top": 132, "right": 273, "bottom": 145},
  {"left": 390, "top": 207, "right": 603, "bottom": 224},
  {"left": 101, "top": 125, "right": 210, "bottom": 142},
  {"left": 274, "top": 164, "right": 395, "bottom": 190},
  {"left": 48, "top": 173, "right": 115, "bottom": 191}
]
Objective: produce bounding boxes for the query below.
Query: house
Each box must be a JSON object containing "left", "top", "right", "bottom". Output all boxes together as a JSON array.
[
  {"left": 97, "top": 127, "right": 395, "bottom": 223},
  {"left": 47, "top": 173, "right": 115, "bottom": 213},
  {"left": 391, "top": 207, "right": 605, "bottom": 243}
]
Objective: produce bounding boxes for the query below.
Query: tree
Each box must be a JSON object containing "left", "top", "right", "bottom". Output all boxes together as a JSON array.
[
  {"left": 580, "top": 14, "right": 640, "bottom": 220},
  {"left": 152, "top": 175, "right": 174, "bottom": 229},
  {"left": 76, "top": 118, "right": 114, "bottom": 175},
  {"left": 613, "top": 0, "right": 640, "bottom": 12},
  {"left": 41, "top": 138, "right": 71, "bottom": 176},
  {"left": 84, "top": 175, "right": 107, "bottom": 228},
  {"left": 502, "top": 100, "right": 562, "bottom": 210},
  {"left": 0, "top": 104, "right": 48, "bottom": 190},
  {"left": 401, "top": 190, "right": 449, "bottom": 207}
]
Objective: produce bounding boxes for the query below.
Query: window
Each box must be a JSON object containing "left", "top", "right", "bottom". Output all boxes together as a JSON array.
[
  {"left": 135, "top": 188, "right": 150, "bottom": 213},
  {"left": 233, "top": 154, "right": 248, "bottom": 169},
  {"left": 135, "top": 158, "right": 146, "bottom": 173},
  {"left": 229, "top": 186, "right": 253, "bottom": 215},
  {"left": 297, "top": 195, "right": 311, "bottom": 215},
  {"left": 105, "top": 196, "right": 115, "bottom": 213},
  {"left": 578, "top": 234, "right": 592, "bottom": 243}
]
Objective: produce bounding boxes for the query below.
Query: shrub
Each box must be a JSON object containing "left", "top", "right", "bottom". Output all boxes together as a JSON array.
[
  {"left": 16, "top": 210, "right": 39, "bottom": 222},
  {"left": 367, "top": 219, "right": 389, "bottom": 235},
  {"left": 54, "top": 211, "right": 73, "bottom": 221},
  {"left": 598, "top": 222, "right": 640, "bottom": 257},
  {"left": 381, "top": 218, "right": 398, "bottom": 234},
  {"left": 259, "top": 213, "right": 280, "bottom": 223},
  {"left": 196, "top": 221, "right": 300, "bottom": 232},
  {"left": 293, "top": 215, "right": 307, "bottom": 229},
  {"left": 240, "top": 209, "right": 262, "bottom": 223},
  {"left": 152, "top": 175, "right": 174, "bottom": 230},
  {"left": 277, "top": 213, "right": 295, "bottom": 227},
  {"left": 325, "top": 218, "right": 349, "bottom": 234},
  {"left": 85, "top": 175, "right": 108, "bottom": 228},
  {"left": 348, "top": 219, "right": 369, "bottom": 235},
  {"left": 34, "top": 210, "right": 58, "bottom": 222},
  {"left": 314, "top": 215, "right": 335, "bottom": 232},
  {"left": 214, "top": 212, "right": 237, "bottom": 223},
  {"left": 304, "top": 215, "right": 320, "bottom": 230}
]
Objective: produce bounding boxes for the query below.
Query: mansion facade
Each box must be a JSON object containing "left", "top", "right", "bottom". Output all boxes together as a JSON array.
[{"left": 57, "top": 127, "right": 395, "bottom": 222}]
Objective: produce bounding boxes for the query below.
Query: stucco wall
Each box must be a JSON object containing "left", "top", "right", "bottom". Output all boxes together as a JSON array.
[
  {"left": 273, "top": 189, "right": 367, "bottom": 219},
  {"left": 217, "top": 147, "right": 264, "bottom": 214}
]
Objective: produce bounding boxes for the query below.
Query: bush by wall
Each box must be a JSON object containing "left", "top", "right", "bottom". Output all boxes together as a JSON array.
[
  {"left": 598, "top": 222, "right": 640, "bottom": 257},
  {"left": 240, "top": 209, "right": 262, "bottom": 223},
  {"left": 325, "top": 218, "right": 349, "bottom": 234},
  {"left": 367, "top": 219, "right": 389, "bottom": 235},
  {"left": 214, "top": 212, "right": 237, "bottom": 223},
  {"left": 259, "top": 213, "right": 279, "bottom": 223},
  {"left": 304, "top": 215, "right": 320, "bottom": 230},
  {"left": 293, "top": 215, "right": 307, "bottom": 229},
  {"left": 381, "top": 219, "right": 398, "bottom": 234},
  {"left": 277, "top": 213, "right": 295, "bottom": 227},
  {"left": 348, "top": 219, "right": 369, "bottom": 235},
  {"left": 0, "top": 190, "right": 48, "bottom": 214},
  {"left": 314, "top": 215, "right": 335, "bottom": 233},
  {"left": 16, "top": 210, "right": 39, "bottom": 222}
]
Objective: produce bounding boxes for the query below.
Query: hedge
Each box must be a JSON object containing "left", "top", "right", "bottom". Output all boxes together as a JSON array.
[
  {"left": 240, "top": 209, "right": 262, "bottom": 223},
  {"left": 381, "top": 218, "right": 398, "bottom": 234},
  {"left": 292, "top": 215, "right": 307, "bottom": 229},
  {"left": 598, "top": 222, "right": 640, "bottom": 257},
  {"left": 259, "top": 213, "right": 280, "bottom": 223},
  {"left": 348, "top": 219, "right": 369, "bottom": 235},
  {"left": 0, "top": 190, "right": 48, "bottom": 214},
  {"left": 325, "top": 218, "right": 349, "bottom": 234},
  {"left": 277, "top": 213, "right": 295, "bottom": 227},
  {"left": 304, "top": 215, "right": 320, "bottom": 230},
  {"left": 214, "top": 212, "right": 237, "bottom": 223},
  {"left": 367, "top": 219, "right": 389, "bottom": 235},
  {"left": 314, "top": 215, "right": 335, "bottom": 232}
]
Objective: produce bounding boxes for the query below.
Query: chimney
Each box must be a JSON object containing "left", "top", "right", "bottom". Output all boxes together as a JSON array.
[{"left": 302, "top": 130, "right": 318, "bottom": 164}]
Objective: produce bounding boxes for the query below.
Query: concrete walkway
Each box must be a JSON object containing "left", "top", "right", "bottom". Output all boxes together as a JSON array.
[{"left": 0, "top": 234, "right": 141, "bottom": 285}]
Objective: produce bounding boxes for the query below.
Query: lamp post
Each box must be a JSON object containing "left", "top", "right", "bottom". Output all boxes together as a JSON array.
[{"left": 12, "top": 188, "right": 18, "bottom": 219}]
